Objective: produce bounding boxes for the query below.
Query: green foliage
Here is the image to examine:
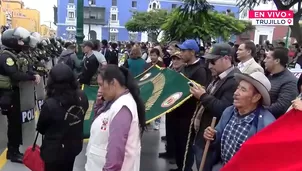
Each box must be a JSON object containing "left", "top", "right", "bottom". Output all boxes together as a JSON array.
[
  {"left": 178, "top": 0, "right": 213, "bottom": 20},
  {"left": 125, "top": 9, "right": 169, "bottom": 36},
  {"left": 162, "top": 9, "right": 251, "bottom": 41}
]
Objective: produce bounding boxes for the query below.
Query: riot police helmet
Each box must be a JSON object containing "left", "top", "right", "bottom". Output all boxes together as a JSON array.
[
  {"left": 49, "top": 37, "right": 56, "bottom": 44},
  {"left": 1, "top": 27, "right": 31, "bottom": 50},
  {"left": 56, "top": 41, "right": 61, "bottom": 48},
  {"left": 45, "top": 38, "right": 51, "bottom": 45},
  {"left": 37, "top": 42, "right": 43, "bottom": 49},
  {"left": 29, "top": 32, "right": 41, "bottom": 48},
  {"left": 56, "top": 37, "right": 62, "bottom": 43},
  {"left": 31, "top": 32, "right": 42, "bottom": 42},
  {"left": 29, "top": 36, "right": 39, "bottom": 48},
  {"left": 41, "top": 39, "right": 48, "bottom": 46}
]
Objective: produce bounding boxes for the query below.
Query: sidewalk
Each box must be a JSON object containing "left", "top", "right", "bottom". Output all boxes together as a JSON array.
[{"left": 0, "top": 115, "right": 196, "bottom": 171}]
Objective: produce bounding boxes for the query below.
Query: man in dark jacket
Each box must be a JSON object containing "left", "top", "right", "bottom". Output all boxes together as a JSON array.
[
  {"left": 78, "top": 41, "right": 99, "bottom": 85},
  {"left": 264, "top": 47, "right": 298, "bottom": 118},
  {"left": 166, "top": 39, "right": 212, "bottom": 171},
  {"left": 58, "top": 44, "right": 77, "bottom": 71},
  {"left": 189, "top": 43, "right": 240, "bottom": 170}
]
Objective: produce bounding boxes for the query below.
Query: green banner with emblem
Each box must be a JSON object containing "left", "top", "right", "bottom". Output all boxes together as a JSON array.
[
  {"left": 82, "top": 65, "right": 192, "bottom": 138},
  {"left": 137, "top": 66, "right": 192, "bottom": 123}
]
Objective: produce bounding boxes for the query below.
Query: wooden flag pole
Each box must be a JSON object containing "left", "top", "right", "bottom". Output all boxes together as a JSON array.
[{"left": 199, "top": 117, "right": 217, "bottom": 171}]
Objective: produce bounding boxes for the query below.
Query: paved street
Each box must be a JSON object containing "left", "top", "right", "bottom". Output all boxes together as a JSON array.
[{"left": 0, "top": 114, "right": 197, "bottom": 171}]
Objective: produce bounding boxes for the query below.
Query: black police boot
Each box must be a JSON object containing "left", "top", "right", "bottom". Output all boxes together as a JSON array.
[{"left": 6, "top": 147, "right": 23, "bottom": 164}]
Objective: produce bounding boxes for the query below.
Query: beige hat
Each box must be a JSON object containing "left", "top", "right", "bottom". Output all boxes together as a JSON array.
[
  {"left": 235, "top": 72, "right": 271, "bottom": 106},
  {"left": 171, "top": 51, "right": 181, "bottom": 58}
]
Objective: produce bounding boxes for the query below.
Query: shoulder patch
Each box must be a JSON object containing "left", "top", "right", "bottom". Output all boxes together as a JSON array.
[{"left": 6, "top": 58, "right": 14, "bottom": 66}]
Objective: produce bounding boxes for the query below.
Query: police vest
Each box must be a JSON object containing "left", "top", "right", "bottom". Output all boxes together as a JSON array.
[{"left": 0, "top": 50, "right": 29, "bottom": 89}]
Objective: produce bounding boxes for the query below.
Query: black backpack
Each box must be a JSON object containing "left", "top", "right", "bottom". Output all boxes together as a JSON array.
[{"left": 58, "top": 53, "right": 74, "bottom": 70}]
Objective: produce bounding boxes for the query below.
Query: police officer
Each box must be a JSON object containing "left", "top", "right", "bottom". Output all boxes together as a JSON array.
[{"left": 0, "top": 27, "right": 41, "bottom": 163}]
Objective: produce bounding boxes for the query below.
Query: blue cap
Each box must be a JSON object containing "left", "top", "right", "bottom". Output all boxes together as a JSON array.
[{"left": 176, "top": 39, "right": 199, "bottom": 53}]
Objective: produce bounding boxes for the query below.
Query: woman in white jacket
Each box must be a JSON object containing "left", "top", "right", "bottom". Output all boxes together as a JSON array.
[{"left": 85, "top": 65, "right": 146, "bottom": 171}]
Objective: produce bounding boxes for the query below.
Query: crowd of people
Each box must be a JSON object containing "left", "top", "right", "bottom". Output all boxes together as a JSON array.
[
  {"left": 47, "top": 37, "right": 302, "bottom": 171},
  {"left": 1, "top": 25, "right": 302, "bottom": 171}
]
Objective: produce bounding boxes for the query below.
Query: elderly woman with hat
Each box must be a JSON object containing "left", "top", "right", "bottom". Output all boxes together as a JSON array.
[
  {"left": 169, "top": 51, "right": 184, "bottom": 72},
  {"left": 194, "top": 71, "right": 276, "bottom": 171}
]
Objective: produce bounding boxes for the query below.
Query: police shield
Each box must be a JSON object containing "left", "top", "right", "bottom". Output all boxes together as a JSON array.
[
  {"left": 19, "top": 81, "right": 35, "bottom": 123},
  {"left": 46, "top": 57, "right": 53, "bottom": 70},
  {"left": 35, "top": 76, "right": 45, "bottom": 111},
  {"left": 52, "top": 58, "right": 58, "bottom": 66}
]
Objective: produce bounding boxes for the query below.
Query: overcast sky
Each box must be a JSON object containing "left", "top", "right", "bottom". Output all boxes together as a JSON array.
[{"left": 22, "top": 0, "right": 57, "bottom": 29}]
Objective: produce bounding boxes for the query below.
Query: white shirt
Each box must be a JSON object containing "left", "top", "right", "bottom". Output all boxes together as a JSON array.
[
  {"left": 238, "top": 58, "right": 253, "bottom": 72},
  {"left": 93, "top": 50, "right": 107, "bottom": 64}
]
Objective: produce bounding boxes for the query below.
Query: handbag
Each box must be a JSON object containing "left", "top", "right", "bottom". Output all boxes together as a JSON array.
[{"left": 23, "top": 131, "right": 45, "bottom": 171}]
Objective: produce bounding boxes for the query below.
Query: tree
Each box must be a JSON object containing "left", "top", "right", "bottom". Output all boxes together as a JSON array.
[
  {"left": 125, "top": 9, "right": 169, "bottom": 41},
  {"left": 161, "top": 0, "right": 252, "bottom": 43},
  {"left": 162, "top": 8, "right": 252, "bottom": 42},
  {"left": 237, "top": 0, "right": 302, "bottom": 45}
]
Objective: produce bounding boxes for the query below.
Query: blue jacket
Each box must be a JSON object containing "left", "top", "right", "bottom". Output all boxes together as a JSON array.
[{"left": 203, "top": 105, "right": 275, "bottom": 171}]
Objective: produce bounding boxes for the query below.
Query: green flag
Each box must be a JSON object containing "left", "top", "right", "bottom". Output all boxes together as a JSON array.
[
  {"left": 135, "top": 65, "right": 162, "bottom": 86},
  {"left": 82, "top": 65, "right": 192, "bottom": 138},
  {"left": 137, "top": 66, "right": 192, "bottom": 123},
  {"left": 82, "top": 85, "right": 98, "bottom": 139}
]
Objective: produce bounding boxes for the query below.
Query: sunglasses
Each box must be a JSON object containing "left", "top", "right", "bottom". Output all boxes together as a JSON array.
[{"left": 206, "top": 58, "right": 220, "bottom": 65}]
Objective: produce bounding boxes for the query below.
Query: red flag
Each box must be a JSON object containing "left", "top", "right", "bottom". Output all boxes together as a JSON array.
[{"left": 221, "top": 109, "right": 302, "bottom": 171}]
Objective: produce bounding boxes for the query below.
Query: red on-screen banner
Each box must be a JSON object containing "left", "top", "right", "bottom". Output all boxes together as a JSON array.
[{"left": 249, "top": 10, "right": 293, "bottom": 19}]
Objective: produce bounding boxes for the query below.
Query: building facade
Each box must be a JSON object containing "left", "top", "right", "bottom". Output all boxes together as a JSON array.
[
  {"left": 40, "top": 24, "right": 56, "bottom": 38},
  {"left": 56, "top": 0, "right": 239, "bottom": 41},
  {"left": 0, "top": 0, "right": 41, "bottom": 33}
]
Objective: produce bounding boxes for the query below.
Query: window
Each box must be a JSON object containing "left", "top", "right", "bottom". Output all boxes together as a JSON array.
[
  {"left": 89, "top": 0, "right": 96, "bottom": 5},
  {"left": 110, "top": 33, "right": 118, "bottom": 41},
  {"left": 132, "top": 1, "right": 137, "bottom": 8},
  {"left": 111, "top": 14, "right": 117, "bottom": 21},
  {"left": 112, "top": 0, "right": 117, "bottom": 6},
  {"left": 84, "top": 11, "right": 103, "bottom": 20},
  {"left": 259, "top": 35, "right": 268, "bottom": 45},
  {"left": 152, "top": 2, "right": 156, "bottom": 9},
  {"left": 90, "top": 11, "right": 97, "bottom": 19},
  {"left": 172, "top": 4, "right": 177, "bottom": 9},
  {"left": 68, "top": 12, "right": 74, "bottom": 18}
]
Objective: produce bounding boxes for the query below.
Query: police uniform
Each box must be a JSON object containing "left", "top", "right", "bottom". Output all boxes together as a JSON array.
[{"left": 0, "top": 27, "right": 38, "bottom": 163}]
